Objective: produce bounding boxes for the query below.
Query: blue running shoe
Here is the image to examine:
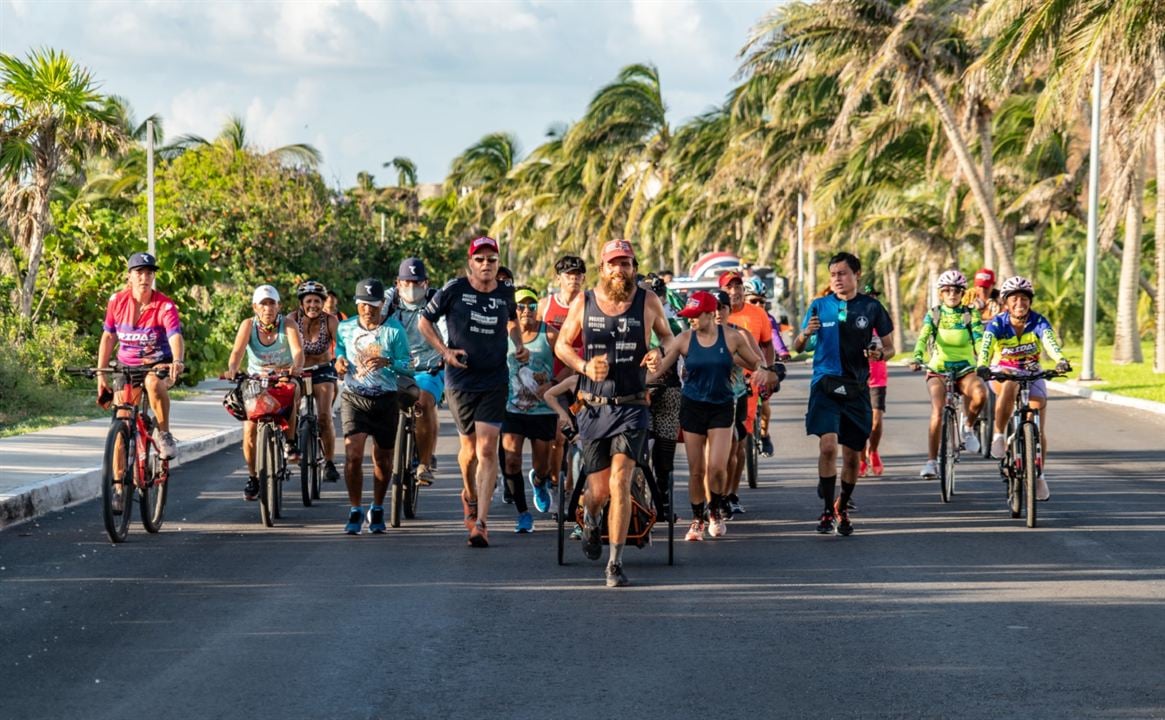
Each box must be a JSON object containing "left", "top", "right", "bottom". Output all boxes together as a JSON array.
[
  {"left": 345, "top": 506, "right": 364, "bottom": 535},
  {"left": 515, "top": 511, "right": 534, "bottom": 533},
  {"left": 367, "top": 505, "right": 386, "bottom": 534},
  {"left": 529, "top": 469, "right": 551, "bottom": 513}
]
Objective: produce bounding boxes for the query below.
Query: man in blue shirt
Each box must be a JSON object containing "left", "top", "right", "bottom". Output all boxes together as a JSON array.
[{"left": 791, "top": 252, "right": 895, "bottom": 537}]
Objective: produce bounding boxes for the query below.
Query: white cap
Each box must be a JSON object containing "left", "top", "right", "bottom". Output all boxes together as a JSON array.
[{"left": 252, "top": 285, "right": 280, "bottom": 304}]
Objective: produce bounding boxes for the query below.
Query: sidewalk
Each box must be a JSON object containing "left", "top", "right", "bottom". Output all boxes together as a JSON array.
[{"left": 0, "top": 384, "right": 240, "bottom": 529}]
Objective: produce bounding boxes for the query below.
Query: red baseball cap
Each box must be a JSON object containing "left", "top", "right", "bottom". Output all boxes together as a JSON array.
[
  {"left": 974, "top": 268, "right": 996, "bottom": 288},
  {"left": 468, "top": 236, "right": 500, "bottom": 256},
  {"left": 600, "top": 239, "right": 635, "bottom": 263},
  {"left": 718, "top": 271, "right": 743, "bottom": 289},
  {"left": 678, "top": 290, "right": 718, "bottom": 318}
]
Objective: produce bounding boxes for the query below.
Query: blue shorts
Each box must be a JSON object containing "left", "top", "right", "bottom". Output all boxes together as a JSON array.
[
  {"left": 415, "top": 371, "right": 444, "bottom": 404},
  {"left": 805, "top": 378, "right": 872, "bottom": 452}
]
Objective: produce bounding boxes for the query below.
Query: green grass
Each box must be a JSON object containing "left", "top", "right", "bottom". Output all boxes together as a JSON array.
[
  {"left": 1056, "top": 342, "right": 1165, "bottom": 404},
  {"left": 0, "top": 383, "right": 201, "bottom": 438}
]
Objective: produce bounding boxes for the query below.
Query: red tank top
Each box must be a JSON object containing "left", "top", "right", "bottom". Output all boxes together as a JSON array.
[{"left": 545, "top": 293, "right": 582, "bottom": 375}]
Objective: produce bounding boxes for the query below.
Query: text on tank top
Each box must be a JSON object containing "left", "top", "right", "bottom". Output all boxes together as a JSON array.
[{"left": 579, "top": 288, "right": 648, "bottom": 398}]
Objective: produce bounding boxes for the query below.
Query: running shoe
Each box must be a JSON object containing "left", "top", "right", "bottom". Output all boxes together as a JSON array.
[
  {"left": 708, "top": 508, "right": 727, "bottom": 538},
  {"left": 468, "top": 520, "right": 489, "bottom": 548},
  {"left": 515, "top": 511, "right": 534, "bottom": 533},
  {"left": 760, "top": 435, "right": 774, "bottom": 457},
  {"left": 815, "top": 508, "right": 834, "bottom": 534},
  {"left": 344, "top": 506, "right": 364, "bottom": 535},
  {"left": 728, "top": 496, "right": 745, "bottom": 516},
  {"left": 153, "top": 428, "right": 177, "bottom": 460},
  {"left": 990, "top": 433, "right": 1006, "bottom": 459},
  {"left": 529, "top": 469, "right": 551, "bottom": 513},
  {"left": 1036, "top": 474, "right": 1051, "bottom": 501},
  {"left": 582, "top": 512, "right": 602, "bottom": 560},
  {"left": 833, "top": 499, "right": 853, "bottom": 536},
  {"left": 460, "top": 490, "right": 477, "bottom": 532},
  {"left": 324, "top": 460, "right": 340, "bottom": 483},
  {"left": 859, "top": 458, "right": 869, "bottom": 477},
  {"left": 919, "top": 459, "right": 938, "bottom": 478},
  {"left": 570, "top": 525, "right": 584, "bottom": 541},
  {"left": 870, "top": 452, "right": 884, "bottom": 476},
  {"left": 367, "top": 505, "right": 386, "bottom": 534},
  {"left": 416, "top": 464, "right": 434, "bottom": 486},
  {"left": 605, "top": 562, "right": 629, "bottom": 588},
  {"left": 244, "top": 476, "right": 260, "bottom": 502},
  {"left": 685, "top": 518, "right": 706, "bottom": 541},
  {"left": 962, "top": 427, "right": 980, "bottom": 454},
  {"left": 110, "top": 483, "right": 125, "bottom": 515}
]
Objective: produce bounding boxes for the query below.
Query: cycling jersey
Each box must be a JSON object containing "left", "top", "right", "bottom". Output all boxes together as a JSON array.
[
  {"left": 335, "top": 316, "right": 412, "bottom": 396},
  {"left": 912, "top": 304, "right": 983, "bottom": 372},
  {"left": 977, "top": 310, "right": 1066, "bottom": 372},
  {"left": 102, "top": 288, "right": 182, "bottom": 366}
]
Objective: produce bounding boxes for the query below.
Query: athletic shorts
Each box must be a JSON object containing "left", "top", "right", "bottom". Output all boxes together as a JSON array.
[
  {"left": 991, "top": 370, "right": 1047, "bottom": 400},
  {"left": 446, "top": 385, "right": 507, "bottom": 435},
  {"left": 805, "top": 380, "right": 872, "bottom": 452},
  {"left": 341, "top": 391, "right": 400, "bottom": 449},
  {"left": 415, "top": 371, "right": 444, "bottom": 405},
  {"left": 308, "top": 361, "right": 337, "bottom": 385},
  {"left": 680, "top": 396, "right": 735, "bottom": 435},
  {"left": 733, "top": 394, "right": 750, "bottom": 441},
  {"left": 581, "top": 428, "right": 648, "bottom": 475},
  {"left": 869, "top": 385, "right": 886, "bottom": 412},
  {"left": 502, "top": 411, "right": 557, "bottom": 442}
]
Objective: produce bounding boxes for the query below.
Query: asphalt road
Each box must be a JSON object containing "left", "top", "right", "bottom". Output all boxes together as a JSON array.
[{"left": 3, "top": 364, "right": 1165, "bottom": 719}]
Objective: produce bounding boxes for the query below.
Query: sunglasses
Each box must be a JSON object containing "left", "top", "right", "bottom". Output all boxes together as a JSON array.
[
  {"left": 837, "top": 300, "right": 848, "bottom": 323},
  {"left": 940, "top": 286, "right": 964, "bottom": 294},
  {"left": 472, "top": 255, "right": 500, "bottom": 264},
  {"left": 746, "top": 297, "right": 765, "bottom": 305},
  {"left": 516, "top": 302, "right": 538, "bottom": 310}
]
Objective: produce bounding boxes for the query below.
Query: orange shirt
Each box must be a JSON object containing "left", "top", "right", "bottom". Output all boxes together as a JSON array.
[{"left": 727, "top": 302, "right": 773, "bottom": 352}]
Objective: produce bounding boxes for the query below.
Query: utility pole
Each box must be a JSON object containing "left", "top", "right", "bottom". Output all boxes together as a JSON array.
[
  {"left": 147, "top": 118, "right": 156, "bottom": 257},
  {"left": 1082, "top": 61, "right": 1102, "bottom": 381}
]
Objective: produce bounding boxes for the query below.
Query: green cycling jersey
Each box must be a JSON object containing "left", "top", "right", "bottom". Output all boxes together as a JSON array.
[{"left": 912, "top": 304, "right": 984, "bottom": 372}]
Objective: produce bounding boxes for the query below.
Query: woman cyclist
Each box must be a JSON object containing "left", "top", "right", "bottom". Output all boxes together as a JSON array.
[
  {"left": 650, "top": 290, "right": 761, "bottom": 540},
  {"left": 286, "top": 280, "right": 341, "bottom": 483},
  {"left": 910, "top": 270, "right": 988, "bottom": 478},
  {"left": 976, "top": 276, "right": 1071, "bottom": 501},
  {"left": 224, "top": 285, "right": 305, "bottom": 501}
]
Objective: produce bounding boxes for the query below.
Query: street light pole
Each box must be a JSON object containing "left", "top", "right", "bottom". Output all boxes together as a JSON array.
[
  {"left": 147, "top": 118, "right": 156, "bottom": 258},
  {"left": 797, "top": 192, "right": 805, "bottom": 319},
  {"left": 1082, "top": 61, "right": 1102, "bottom": 381}
]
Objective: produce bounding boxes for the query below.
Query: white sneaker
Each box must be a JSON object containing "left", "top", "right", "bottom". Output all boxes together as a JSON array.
[
  {"left": 990, "top": 433, "right": 1006, "bottom": 459},
  {"left": 1036, "top": 474, "right": 1051, "bottom": 501},
  {"left": 153, "top": 428, "right": 177, "bottom": 460},
  {"left": 962, "top": 427, "right": 980, "bottom": 454},
  {"left": 919, "top": 459, "right": 938, "bottom": 478},
  {"left": 708, "top": 515, "right": 726, "bottom": 538}
]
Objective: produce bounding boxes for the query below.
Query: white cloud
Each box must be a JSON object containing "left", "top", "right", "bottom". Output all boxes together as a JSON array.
[
  {"left": 243, "top": 80, "right": 323, "bottom": 152},
  {"left": 167, "top": 84, "right": 238, "bottom": 141},
  {"left": 354, "top": 0, "right": 393, "bottom": 28},
  {"left": 631, "top": 0, "right": 705, "bottom": 48}
]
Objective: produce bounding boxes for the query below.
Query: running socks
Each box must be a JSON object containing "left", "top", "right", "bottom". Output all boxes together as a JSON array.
[
  {"left": 691, "top": 501, "right": 706, "bottom": 520},
  {"left": 839, "top": 480, "right": 856, "bottom": 510},
  {"left": 820, "top": 475, "right": 837, "bottom": 510},
  {"left": 503, "top": 472, "right": 528, "bottom": 513},
  {"left": 610, "top": 542, "right": 625, "bottom": 566}
]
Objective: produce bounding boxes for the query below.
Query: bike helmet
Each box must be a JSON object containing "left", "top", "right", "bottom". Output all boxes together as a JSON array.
[
  {"left": 222, "top": 386, "right": 247, "bottom": 421},
  {"left": 744, "top": 277, "right": 767, "bottom": 297},
  {"left": 296, "top": 280, "right": 327, "bottom": 302},
  {"left": 936, "top": 270, "right": 967, "bottom": 290},
  {"left": 999, "top": 275, "right": 1034, "bottom": 300}
]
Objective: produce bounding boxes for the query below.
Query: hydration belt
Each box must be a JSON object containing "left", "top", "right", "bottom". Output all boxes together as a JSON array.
[{"left": 577, "top": 390, "right": 648, "bottom": 407}]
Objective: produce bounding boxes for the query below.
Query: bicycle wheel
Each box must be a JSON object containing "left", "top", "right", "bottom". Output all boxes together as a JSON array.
[
  {"left": 257, "top": 423, "right": 276, "bottom": 527},
  {"left": 745, "top": 434, "right": 758, "bottom": 490},
  {"left": 978, "top": 391, "right": 994, "bottom": 459},
  {"left": 1007, "top": 440, "right": 1022, "bottom": 519},
  {"left": 404, "top": 425, "right": 419, "bottom": 520},
  {"left": 310, "top": 433, "right": 324, "bottom": 501},
  {"left": 139, "top": 448, "right": 168, "bottom": 534},
  {"left": 298, "top": 416, "right": 317, "bottom": 507},
  {"left": 938, "top": 408, "right": 956, "bottom": 503},
  {"left": 390, "top": 412, "right": 406, "bottom": 528},
  {"left": 1022, "top": 421, "right": 1038, "bottom": 528},
  {"left": 101, "top": 420, "right": 135, "bottom": 543}
]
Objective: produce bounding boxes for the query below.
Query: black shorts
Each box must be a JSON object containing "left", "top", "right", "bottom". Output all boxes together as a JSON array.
[
  {"left": 502, "top": 412, "right": 557, "bottom": 442},
  {"left": 805, "top": 379, "right": 872, "bottom": 451},
  {"left": 341, "top": 391, "right": 400, "bottom": 449},
  {"left": 581, "top": 428, "right": 648, "bottom": 475},
  {"left": 446, "top": 385, "right": 507, "bottom": 435},
  {"left": 733, "top": 394, "right": 750, "bottom": 441},
  {"left": 870, "top": 385, "right": 886, "bottom": 412},
  {"left": 308, "top": 361, "right": 337, "bottom": 386},
  {"left": 679, "top": 396, "right": 735, "bottom": 435}
]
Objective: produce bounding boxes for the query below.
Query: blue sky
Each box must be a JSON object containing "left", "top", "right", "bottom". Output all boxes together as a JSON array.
[{"left": 1, "top": 0, "right": 776, "bottom": 187}]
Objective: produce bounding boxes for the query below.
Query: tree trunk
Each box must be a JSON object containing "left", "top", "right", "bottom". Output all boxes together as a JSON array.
[
  {"left": 806, "top": 200, "right": 818, "bottom": 300},
  {"left": 921, "top": 73, "right": 1016, "bottom": 278},
  {"left": 671, "top": 230, "right": 680, "bottom": 277},
  {"left": 882, "top": 236, "right": 905, "bottom": 353},
  {"left": 977, "top": 109, "right": 997, "bottom": 272},
  {"left": 1113, "top": 156, "right": 1145, "bottom": 364},
  {"left": 1155, "top": 53, "right": 1165, "bottom": 373}
]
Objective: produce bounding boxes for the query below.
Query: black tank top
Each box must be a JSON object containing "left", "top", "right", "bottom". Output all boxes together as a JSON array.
[{"left": 579, "top": 287, "right": 648, "bottom": 398}]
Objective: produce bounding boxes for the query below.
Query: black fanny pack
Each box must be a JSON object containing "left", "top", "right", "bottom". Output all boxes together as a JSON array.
[{"left": 819, "top": 375, "right": 865, "bottom": 402}]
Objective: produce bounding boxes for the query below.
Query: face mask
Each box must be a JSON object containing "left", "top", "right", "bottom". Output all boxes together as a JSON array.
[{"left": 400, "top": 286, "right": 426, "bottom": 305}]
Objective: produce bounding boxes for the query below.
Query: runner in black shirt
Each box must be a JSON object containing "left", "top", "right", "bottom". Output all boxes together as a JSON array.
[{"left": 419, "top": 237, "right": 528, "bottom": 548}]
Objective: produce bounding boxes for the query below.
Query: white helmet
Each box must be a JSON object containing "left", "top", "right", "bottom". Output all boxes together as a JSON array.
[
  {"left": 936, "top": 270, "right": 967, "bottom": 290},
  {"left": 999, "top": 276, "right": 1034, "bottom": 300}
]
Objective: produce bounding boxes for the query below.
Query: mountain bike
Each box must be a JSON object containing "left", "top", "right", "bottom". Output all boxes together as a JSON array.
[
  {"left": 934, "top": 369, "right": 963, "bottom": 503},
  {"left": 68, "top": 365, "right": 171, "bottom": 543},
  {"left": 987, "top": 368, "right": 1064, "bottom": 528},
  {"left": 975, "top": 384, "right": 995, "bottom": 459},
  {"left": 233, "top": 372, "right": 294, "bottom": 527},
  {"left": 390, "top": 387, "right": 422, "bottom": 528},
  {"left": 296, "top": 364, "right": 327, "bottom": 506}
]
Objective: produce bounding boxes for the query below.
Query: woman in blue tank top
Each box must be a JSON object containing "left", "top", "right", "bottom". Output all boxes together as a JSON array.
[{"left": 649, "top": 291, "right": 761, "bottom": 541}]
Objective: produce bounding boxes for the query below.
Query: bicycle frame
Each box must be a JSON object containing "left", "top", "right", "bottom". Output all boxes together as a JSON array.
[{"left": 105, "top": 368, "right": 168, "bottom": 490}]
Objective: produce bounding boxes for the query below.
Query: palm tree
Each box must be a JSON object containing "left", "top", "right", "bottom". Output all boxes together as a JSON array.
[
  {"left": 166, "top": 114, "right": 322, "bottom": 168},
  {"left": 446, "top": 132, "right": 520, "bottom": 244},
  {"left": 384, "top": 156, "right": 417, "bottom": 188},
  {"left": 0, "top": 48, "right": 128, "bottom": 319}
]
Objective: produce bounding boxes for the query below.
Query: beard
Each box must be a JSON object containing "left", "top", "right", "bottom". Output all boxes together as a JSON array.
[{"left": 601, "top": 271, "right": 634, "bottom": 302}]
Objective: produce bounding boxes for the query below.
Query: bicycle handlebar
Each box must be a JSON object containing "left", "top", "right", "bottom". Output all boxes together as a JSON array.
[
  {"left": 67, "top": 366, "right": 170, "bottom": 380},
  {"left": 984, "top": 368, "right": 1066, "bottom": 383}
]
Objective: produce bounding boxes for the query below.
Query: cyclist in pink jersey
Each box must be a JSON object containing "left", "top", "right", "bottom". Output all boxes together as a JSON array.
[
  {"left": 863, "top": 328, "right": 888, "bottom": 477},
  {"left": 97, "top": 252, "right": 185, "bottom": 460}
]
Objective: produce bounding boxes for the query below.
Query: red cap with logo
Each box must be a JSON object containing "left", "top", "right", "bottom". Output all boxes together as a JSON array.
[
  {"left": 718, "top": 271, "right": 743, "bottom": 289},
  {"left": 600, "top": 239, "right": 635, "bottom": 263},
  {"left": 974, "top": 268, "right": 996, "bottom": 288},
  {"left": 469, "top": 236, "right": 500, "bottom": 256},
  {"left": 678, "top": 290, "right": 718, "bottom": 318}
]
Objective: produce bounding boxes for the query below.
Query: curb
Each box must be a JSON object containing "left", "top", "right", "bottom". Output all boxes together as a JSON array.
[
  {"left": 1046, "top": 381, "right": 1165, "bottom": 417},
  {"left": 0, "top": 427, "right": 242, "bottom": 530}
]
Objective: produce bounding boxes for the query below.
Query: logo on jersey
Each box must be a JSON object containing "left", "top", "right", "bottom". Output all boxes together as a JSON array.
[
  {"left": 855, "top": 316, "right": 869, "bottom": 329},
  {"left": 470, "top": 311, "right": 499, "bottom": 326}
]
